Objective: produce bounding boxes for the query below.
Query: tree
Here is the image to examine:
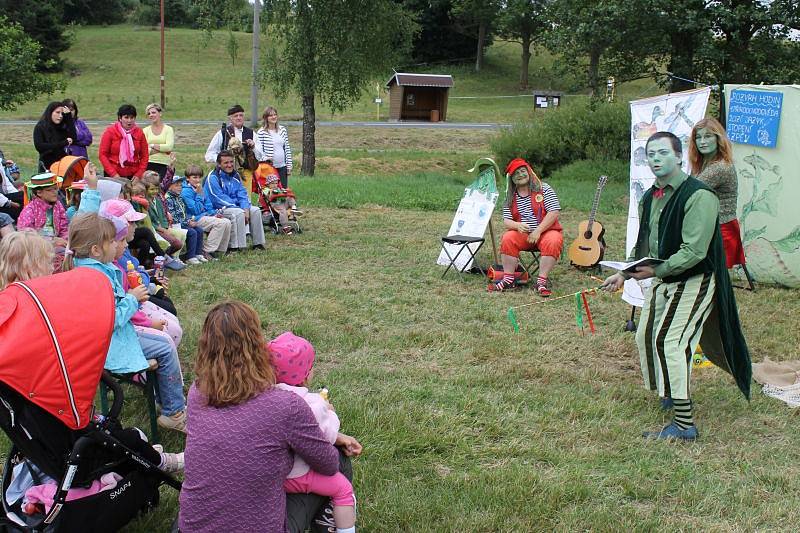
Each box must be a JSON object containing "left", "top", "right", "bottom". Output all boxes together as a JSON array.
[
  {"left": 497, "top": 0, "right": 549, "bottom": 90},
  {"left": 399, "top": 0, "right": 479, "bottom": 64},
  {"left": 544, "top": 0, "right": 658, "bottom": 96},
  {"left": 0, "top": 0, "right": 72, "bottom": 72},
  {"left": 452, "top": 0, "right": 500, "bottom": 72},
  {"left": 0, "top": 17, "right": 64, "bottom": 111},
  {"left": 62, "top": 0, "right": 131, "bottom": 24},
  {"left": 263, "top": 0, "right": 417, "bottom": 175}
]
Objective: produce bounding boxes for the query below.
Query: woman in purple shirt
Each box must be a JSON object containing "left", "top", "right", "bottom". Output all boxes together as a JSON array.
[
  {"left": 179, "top": 301, "right": 361, "bottom": 533},
  {"left": 62, "top": 98, "right": 93, "bottom": 158}
]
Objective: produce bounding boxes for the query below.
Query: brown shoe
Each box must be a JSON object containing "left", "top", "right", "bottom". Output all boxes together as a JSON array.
[{"left": 157, "top": 410, "right": 187, "bottom": 433}]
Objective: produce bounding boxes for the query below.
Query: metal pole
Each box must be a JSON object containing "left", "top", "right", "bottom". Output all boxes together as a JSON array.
[
  {"left": 250, "top": 0, "right": 262, "bottom": 128},
  {"left": 160, "top": 0, "right": 165, "bottom": 109}
]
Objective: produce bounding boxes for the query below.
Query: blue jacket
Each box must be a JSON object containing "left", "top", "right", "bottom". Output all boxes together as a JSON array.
[
  {"left": 73, "top": 258, "right": 148, "bottom": 374},
  {"left": 181, "top": 183, "right": 217, "bottom": 219},
  {"left": 203, "top": 168, "right": 250, "bottom": 210}
]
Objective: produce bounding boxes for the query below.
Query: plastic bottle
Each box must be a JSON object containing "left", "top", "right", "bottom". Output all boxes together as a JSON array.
[
  {"left": 126, "top": 261, "right": 141, "bottom": 288},
  {"left": 154, "top": 256, "right": 165, "bottom": 279}
]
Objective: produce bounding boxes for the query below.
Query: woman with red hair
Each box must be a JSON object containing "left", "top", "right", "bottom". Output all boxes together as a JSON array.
[
  {"left": 490, "top": 158, "right": 562, "bottom": 296},
  {"left": 688, "top": 117, "right": 745, "bottom": 270}
]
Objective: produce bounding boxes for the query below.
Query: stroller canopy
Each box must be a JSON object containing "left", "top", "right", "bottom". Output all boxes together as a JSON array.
[
  {"left": 50, "top": 155, "right": 88, "bottom": 190},
  {"left": 0, "top": 268, "right": 114, "bottom": 430}
]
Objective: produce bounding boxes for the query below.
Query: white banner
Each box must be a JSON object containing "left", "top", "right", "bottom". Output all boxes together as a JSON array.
[
  {"left": 623, "top": 87, "right": 711, "bottom": 306},
  {"left": 437, "top": 189, "right": 498, "bottom": 271}
]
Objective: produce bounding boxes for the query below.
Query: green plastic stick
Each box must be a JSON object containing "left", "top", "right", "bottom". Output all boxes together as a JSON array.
[{"left": 507, "top": 307, "right": 520, "bottom": 333}]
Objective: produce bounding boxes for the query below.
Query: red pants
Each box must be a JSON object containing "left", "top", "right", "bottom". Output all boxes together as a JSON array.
[
  {"left": 721, "top": 219, "right": 746, "bottom": 268},
  {"left": 500, "top": 229, "right": 563, "bottom": 259}
]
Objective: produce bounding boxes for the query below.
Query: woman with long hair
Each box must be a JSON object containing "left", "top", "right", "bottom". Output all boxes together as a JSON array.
[
  {"left": 62, "top": 98, "right": 93, "bottom": 158},
  {"left": 491, "top": 158, "right": 563, "bottom": 296},
  {"left": 688, "top": 117, "right": 746, "bottom": 269},
  {"left": 180, "top": 301, "right": 359, "bottom": 533},
  {"left": 255, "top": 106, "right": 293, "bottom": 187},
  {"left": 33, "top": 101, "right": 77, "bottom": 171},
  {"left": 142, "top": 103, "right": 174, "bottom": 180}
]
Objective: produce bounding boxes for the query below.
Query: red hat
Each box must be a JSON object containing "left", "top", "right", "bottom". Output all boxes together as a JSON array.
[{"left": 506, "top": 158, "right": 532, "bottom": 176}]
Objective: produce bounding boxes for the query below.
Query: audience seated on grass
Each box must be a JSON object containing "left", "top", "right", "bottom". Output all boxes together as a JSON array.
[
  {"left": 161, "top": 163, "right": 208, "bottom": 264},
  {"left": 63, "top": 210, "right": 188, "bottom": 434},
  {"left": 180, "top": 301, "right": 360, "bottom": 533},
  {"left": 203, "top": 150, "right": 266, "bottom": 252},
  {"left": 270, "top": 332, "right": 361, "bottom": 533},
  {"left": 0, "top": 230, "right": 184, "bottom": 476},
  {"left": 181, "top": 164, "right": 232, "bottom": 259},
  {"left": 17, "top": 173, "right": 69, "bottom": 270}
]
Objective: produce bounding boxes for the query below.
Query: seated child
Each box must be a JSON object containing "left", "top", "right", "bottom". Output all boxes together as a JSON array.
[
  {"left": 181, "top": 164, "right": 232, "bottom": 259},
  {"left": 63, "top": 210, "right": 188, "bottom": 434},
  {"left": 17, "top": 173, "right": 68, "bottom": 269},
  {"left": 264, "top": 174, "right": 299, "bottom": 235},
  {"left": 65, "top": 180, "right": 86, "bottom": 221},
  {"left": 0, "top": 228, "right": 183, "bottom": 472},
  {"left": 0, "top": 230, "right": 53, "bottom": 287},
  {"left": 104, "top": 199, "right": 183, "bottom": 348},
  {"left": 269, "top": 332, "right": 359, "bottom": 533},
  {"left": 165, "top": 174, "right": 207, "bottom": 264},
  {"left": 0, "top": 212, "right": 13, "bottom": 239},
  {"left": 139, "top": 172, "right": 187, "bottom": 263}
]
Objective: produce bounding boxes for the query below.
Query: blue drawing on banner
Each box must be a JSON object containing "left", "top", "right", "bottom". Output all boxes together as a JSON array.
[
  {"left": 478, "top": 207, "right": 486, "bottom": 218},
  {"left": 664, "top": 96, "right": 696, "bottom": 132},
  {"left": 456, "top": 219, "right": 465, "bottom": 232},
  {"left": 726, "top": 89, "right": 783, "bottom": 148}
]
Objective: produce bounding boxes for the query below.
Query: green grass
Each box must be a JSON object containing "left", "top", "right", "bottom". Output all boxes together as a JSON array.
[
  {"left": 2, "top": 104, "right": 797, "bottom": 532},
  {"left": 106, "top": 184, "right": 800, "bottom": 532},
  {"left": 0, "top": 25, "right": 657, "bottom": 124}
]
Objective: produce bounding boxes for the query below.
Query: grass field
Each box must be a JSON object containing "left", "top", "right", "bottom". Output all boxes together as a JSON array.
[
  {"left": 118, "top": 168, "right": 798, "bottom": 532},
  {"left": 2, "top": 25, "right": 799, "bottom": 531},
  {"left": 0, "top": 25, "right": 655, "bottom": 123},
  {"left": 2, "top": 124, "right": 800, "bottom": 530}
]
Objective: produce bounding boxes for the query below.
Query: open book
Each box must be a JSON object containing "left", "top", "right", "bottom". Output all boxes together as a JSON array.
[{"left": 599, "top": 257, "right": 664, "bottom": 273}]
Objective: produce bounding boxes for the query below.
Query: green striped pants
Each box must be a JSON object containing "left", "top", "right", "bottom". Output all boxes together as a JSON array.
[{"left": 636, "top": 272, "right": 716, "bottom": 400}]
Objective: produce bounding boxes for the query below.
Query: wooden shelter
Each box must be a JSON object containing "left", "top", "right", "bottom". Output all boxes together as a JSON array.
[{"left": 386, "top": 73, "right": 454, "bottom": 122}]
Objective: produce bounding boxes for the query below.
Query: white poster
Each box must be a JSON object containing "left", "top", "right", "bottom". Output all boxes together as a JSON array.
[
  {"left": 437, "top": 189, "right": 499, "bottom": 271},
  {"left": 623, "top": 87, "right": 711, "bottom": 306}
]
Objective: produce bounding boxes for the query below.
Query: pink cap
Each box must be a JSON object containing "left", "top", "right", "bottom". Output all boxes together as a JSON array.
[
  {"left": 268, "top": 332, "right": 315, "bottom": 386},
  {"left": 100, "top": 199, "right": 146, "bottom": 222}
]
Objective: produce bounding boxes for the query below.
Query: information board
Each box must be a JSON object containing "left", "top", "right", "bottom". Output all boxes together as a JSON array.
[{"left": 726, "top": 89, "right": 783, "bottom": 148}]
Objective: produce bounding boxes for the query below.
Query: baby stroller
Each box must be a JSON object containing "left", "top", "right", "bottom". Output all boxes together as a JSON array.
[
  {"left": 0, "top": 269, "right": 181, "bottom": 533},
  {"left": 253, "top": 162, "right": 303, "bottom": 235}
]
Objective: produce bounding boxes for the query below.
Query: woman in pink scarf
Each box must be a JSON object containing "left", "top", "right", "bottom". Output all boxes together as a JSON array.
[{"left": 99, "top": 104, "right": 149, "bottom": 179}]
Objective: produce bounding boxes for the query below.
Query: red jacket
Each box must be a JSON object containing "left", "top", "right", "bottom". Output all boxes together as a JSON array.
[{"left": 98, "top": 123, "right": 149, "bottom": 178}]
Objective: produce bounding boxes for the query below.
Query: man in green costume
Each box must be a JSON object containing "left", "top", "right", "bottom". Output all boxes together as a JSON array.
[{"left": 602, "top": 131, "right": 751, "bottom": 441}]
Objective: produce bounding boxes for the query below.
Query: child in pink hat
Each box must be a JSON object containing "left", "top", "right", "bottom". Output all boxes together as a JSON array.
[{"left": 269, "top": 332, "right": 358, "bottom": 533}]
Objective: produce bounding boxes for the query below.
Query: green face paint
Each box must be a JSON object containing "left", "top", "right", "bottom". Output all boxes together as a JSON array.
[
  {"left": 511, "top": 167, "right": 530, "bottom": 186},
  {"left": 694, "top": 128, "right": 718, "bottom": 157},
  {"left": 646, "top": 138, "right": 681, "bottom": 180}
]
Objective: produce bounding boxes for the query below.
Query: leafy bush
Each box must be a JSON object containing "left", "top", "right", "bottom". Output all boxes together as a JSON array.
[
  {"left": 491, "top": 100, "right": 630, "bottom": 177},
  {"left": 547, "top": 158, "right": 630, "bottom": 215}
]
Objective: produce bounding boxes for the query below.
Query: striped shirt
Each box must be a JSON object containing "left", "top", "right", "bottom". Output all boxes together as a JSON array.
[{"left": 502, "top": 184, "right": 561, "bottom": 228}]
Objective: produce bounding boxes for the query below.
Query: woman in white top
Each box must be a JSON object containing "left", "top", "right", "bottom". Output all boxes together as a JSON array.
[
  {"left": 255, "top": 106, "right": 293, "bottom": 187},
  {"left": 143, "top": 103, "right": 175, "bottom": 180}
]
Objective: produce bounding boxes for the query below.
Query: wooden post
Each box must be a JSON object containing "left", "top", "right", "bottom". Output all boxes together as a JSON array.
[
  {"left": 159, "top": 0, "right": 165, "bottom": 109},
  {"left": 250, "top": 0, "right": 262, "bottom": 128}
]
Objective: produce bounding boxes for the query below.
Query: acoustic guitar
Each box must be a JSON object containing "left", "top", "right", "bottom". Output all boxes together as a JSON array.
[{"left": 568, "top": 175, "right": 608, "bottom": 268}]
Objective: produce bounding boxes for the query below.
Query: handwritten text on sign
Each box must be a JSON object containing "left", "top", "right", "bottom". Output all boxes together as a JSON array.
[{"left": 726, "top": 90, "right": 783, "bottom": 148}]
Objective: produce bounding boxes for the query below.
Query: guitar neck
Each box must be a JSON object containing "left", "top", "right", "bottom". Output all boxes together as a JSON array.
[{"left": 586, "top": 181, "right": 605, "bottom": 230}]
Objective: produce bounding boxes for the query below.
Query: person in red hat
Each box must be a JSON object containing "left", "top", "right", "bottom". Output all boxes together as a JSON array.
[{"left": 490, "top": 158, "right": 563, "bottom": 296}]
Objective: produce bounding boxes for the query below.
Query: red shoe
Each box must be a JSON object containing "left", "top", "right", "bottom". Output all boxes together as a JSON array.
[
  {"left": 488, "top": 279, "right": 514, "bottom": 292},
  {"left": 536, "top": 279, "right": 551, "bottom": 297}
]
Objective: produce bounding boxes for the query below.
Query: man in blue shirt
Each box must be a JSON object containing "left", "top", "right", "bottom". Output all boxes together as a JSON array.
[{"left": 204, "top": 150, "right": 265, "bottom": 251}]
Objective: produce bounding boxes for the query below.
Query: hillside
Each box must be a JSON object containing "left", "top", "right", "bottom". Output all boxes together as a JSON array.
[{"left": 1, "top": 25, "right": 653, "bottom": 123}]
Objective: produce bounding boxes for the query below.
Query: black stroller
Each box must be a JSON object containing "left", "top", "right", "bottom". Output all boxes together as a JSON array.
[{"left": 0, "top": 269, "right": 181, "bottom": 532}]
